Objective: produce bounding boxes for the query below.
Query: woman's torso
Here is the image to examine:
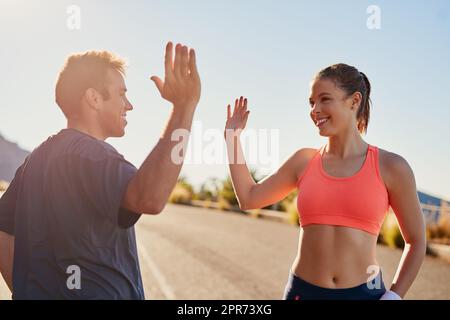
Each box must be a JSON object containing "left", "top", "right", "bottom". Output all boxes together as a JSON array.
[
  {"left": 292, "top": 225, "right": 379, "bottom": 288},
  {"left": 292, "top": 143, "right": 389, "bottom": 288}
]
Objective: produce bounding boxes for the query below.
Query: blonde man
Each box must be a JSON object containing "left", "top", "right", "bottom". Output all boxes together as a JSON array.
[{"left": 0, "top": 42, "right": 200, "bottom": 299}]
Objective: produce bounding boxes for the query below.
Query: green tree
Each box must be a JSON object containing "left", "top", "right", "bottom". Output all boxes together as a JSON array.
[{"left": 196, "top": 177, "right": 220, "bottom": 201}]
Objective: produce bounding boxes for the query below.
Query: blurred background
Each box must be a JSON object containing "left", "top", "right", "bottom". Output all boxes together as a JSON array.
[{"left": 0, "top": 0, "right": 449, "bottom": 299}]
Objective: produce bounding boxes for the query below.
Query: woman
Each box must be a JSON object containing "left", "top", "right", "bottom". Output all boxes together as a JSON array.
[{"left": 223, "top": 63, "right": 426, "bottom": 300}]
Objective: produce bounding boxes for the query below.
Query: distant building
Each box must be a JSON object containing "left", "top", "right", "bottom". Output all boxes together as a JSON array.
[{"left": 418, "top": 191, "right": 450, "bottom": 224}]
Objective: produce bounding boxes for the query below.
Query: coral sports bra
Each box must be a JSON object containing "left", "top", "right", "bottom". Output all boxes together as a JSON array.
[{"left": 296, "top": 144, "right": 390, "bottom": 236}]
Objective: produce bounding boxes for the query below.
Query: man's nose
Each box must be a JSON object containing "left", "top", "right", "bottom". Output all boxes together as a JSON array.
[{"left": 126, "top": 99, "right": 133, "bottom": 111}]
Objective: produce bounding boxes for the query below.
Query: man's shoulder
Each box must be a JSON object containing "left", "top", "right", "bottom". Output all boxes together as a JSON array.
[
  {"left": 75, "top": 137, "right": 123, "bottom": 162},
  {"left": 50, "top": 128, "right": 125, "bottom": 163}
]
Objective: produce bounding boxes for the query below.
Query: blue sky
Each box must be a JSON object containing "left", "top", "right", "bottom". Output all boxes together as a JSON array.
[{"left": 0, "top": 0, "right": 449, "bottom": 200}]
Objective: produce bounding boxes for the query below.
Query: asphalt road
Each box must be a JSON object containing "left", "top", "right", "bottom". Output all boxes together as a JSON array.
[{"left": 1, "top": 203, "right": 449, "bottom": 300}]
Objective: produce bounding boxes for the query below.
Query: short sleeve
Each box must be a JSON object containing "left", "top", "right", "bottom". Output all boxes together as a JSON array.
[
  {"left": 76, "top": 155, "right": 142, "bottom": 229},
  {"left": 0, "top": 160, "right": 27, "bottom": 235}
]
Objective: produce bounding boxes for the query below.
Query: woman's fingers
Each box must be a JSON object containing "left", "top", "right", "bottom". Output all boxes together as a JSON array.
[
  {"left": 228, "top": 96, "right": 249, "bottom": 124},
  {"left": 242, "top": 110, "right": 250, "bottom": 127},
  {"left": 234, "top": 96, "right": 242, "bottom": 115},
  {"left": 238, "top": 96, "right": 247, "bottom": 114}
]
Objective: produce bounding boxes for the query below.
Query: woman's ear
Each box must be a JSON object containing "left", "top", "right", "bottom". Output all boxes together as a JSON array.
[{"left": 351, "top": 91, "right": 362, "bottom": 110}]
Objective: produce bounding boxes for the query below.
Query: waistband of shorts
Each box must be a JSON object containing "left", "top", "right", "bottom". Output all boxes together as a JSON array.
[{"left": 288, "top": 269, "right": 385, "bottom": 293}]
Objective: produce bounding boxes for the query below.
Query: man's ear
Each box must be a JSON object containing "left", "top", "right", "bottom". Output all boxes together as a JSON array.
[{"left": 84, "top": 88, "right": 102, "bottom": 111}]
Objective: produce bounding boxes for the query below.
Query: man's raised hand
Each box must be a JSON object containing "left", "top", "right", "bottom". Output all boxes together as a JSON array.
[{"left": 151, "top": 42, "right": 201, "bottom": 111}]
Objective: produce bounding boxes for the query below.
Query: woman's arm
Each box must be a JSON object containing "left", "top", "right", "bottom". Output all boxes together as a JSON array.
[
  {"left": 382, "top": 151, "right": 427, "bottom": 298},
  {"left": 224, "top": 96, "right": 307, "bottom": 210}
]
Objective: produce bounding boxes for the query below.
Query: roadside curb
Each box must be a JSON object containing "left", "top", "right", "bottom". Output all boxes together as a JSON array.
[
  {"left": 188, "top": 200, "right": 290, "bottom": 224},
  {"left": 427, "top": 243, "right": 450, "bottom": 263}
]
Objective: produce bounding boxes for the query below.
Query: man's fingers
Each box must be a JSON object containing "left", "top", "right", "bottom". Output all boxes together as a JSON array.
[
  {"left": 188, "top": 48, "right": 199, "bottom": 79},
  {"left": 181, "top": 46, "right": 189, "bottom": 77},
  {"left": 173, "top": 43, "right": 182, "bottom": 78},
  {"left": 164, "top": 42, "right": 174, "bottom": 79},
  {"left": 150, "top": 76, "right": 164, "bottom": 96}
]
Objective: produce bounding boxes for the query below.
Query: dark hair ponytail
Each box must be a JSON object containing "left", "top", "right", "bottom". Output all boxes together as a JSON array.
[
  {"left": 358, "top": 72, "right": 371, "bottom": 135},
  {"left": 315, "top": 64, "right": 372, "bottom": 135}
]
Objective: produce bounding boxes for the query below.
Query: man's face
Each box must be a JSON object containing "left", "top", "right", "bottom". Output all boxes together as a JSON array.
[{"left": 98, "top": 68, "right": 133, "bottom": 138}]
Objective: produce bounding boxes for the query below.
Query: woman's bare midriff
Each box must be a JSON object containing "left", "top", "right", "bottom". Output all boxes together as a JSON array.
[{"left": 291, "top": 224, "right": 380, "bottom": 289}]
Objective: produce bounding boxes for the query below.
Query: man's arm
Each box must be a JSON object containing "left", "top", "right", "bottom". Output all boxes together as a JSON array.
[
  {"left": 0, "top": 231, "right": 14, "bottom": 292},
  {"left": 0, "top": 162, "right": 26, "bottom": 293},
  {"left": 122, "top": 42, "right": 201, "bottom": 214}
]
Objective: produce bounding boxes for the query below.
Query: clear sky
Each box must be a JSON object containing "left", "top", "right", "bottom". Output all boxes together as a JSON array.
[{"left": 0, "top": 0, "right": 449, "bottom": 200}]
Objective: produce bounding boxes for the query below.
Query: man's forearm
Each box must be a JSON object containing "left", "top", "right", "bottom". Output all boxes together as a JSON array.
[
  {"left": 130, "top": 105, "right": 196, "bottom": 212},
  {"left": 0, "top": 231, "right": 14, "bottom": 292}
]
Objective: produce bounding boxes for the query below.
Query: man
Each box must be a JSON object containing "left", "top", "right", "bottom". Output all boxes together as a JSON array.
[{"left": 0, "top": 41, "right": 201, "bottom": 299}]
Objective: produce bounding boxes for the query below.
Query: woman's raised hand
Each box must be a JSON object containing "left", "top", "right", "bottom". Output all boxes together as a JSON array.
[{"left": 224, "top": 96, "right": 250, "bottom": 138}]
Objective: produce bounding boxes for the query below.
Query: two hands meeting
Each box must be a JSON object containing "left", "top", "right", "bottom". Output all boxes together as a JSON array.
[{"left": 121, "top": 43, "right": 256, "bottom": 217}]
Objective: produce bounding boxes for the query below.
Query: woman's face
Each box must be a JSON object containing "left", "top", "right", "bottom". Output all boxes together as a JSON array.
[{"left": 309, "top": 78, "right": 359, "bottom": 137}]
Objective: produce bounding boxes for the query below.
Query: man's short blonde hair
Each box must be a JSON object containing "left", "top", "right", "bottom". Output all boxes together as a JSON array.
[{"left": 55, "top": 50, "right": 127, "bottom": 117}]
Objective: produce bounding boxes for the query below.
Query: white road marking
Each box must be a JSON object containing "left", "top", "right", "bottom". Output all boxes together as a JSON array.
[
  {"left": 137, "top": 242, "right": 176, "bottom": 300},
  {"left": 0, "top": 278, "right": 12, "bottom": 300}
]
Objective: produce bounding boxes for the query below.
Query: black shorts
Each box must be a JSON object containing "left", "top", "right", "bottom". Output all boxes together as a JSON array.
[{"left": 283, "top": 270, "right": 386, "bottom": 300}]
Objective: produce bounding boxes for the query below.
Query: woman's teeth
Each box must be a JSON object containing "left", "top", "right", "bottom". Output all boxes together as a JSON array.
[{"left": 316, "top": 117, "right": 330, "bottom": 126}]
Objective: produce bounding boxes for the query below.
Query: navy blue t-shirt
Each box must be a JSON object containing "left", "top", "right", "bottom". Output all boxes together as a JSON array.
[{"left": 0, "top": 128, "right": 144, "bottom": 299}]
